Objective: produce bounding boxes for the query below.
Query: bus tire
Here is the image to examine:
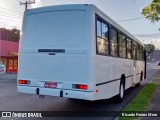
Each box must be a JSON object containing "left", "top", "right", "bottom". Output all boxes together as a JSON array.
[
  {"left": 117, "top": 81, "right": 125, "bottom": 103},
  {"left": 136, "top": 82, "right": 140, "bottom": 87}
]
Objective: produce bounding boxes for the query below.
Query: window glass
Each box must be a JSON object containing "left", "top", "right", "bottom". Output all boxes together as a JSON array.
[
  {"left": 119, "top": 46, "right": 126, "bottom": 58},
  {"left": 119, "top": 34, "right": 126, "bottom": 46},
  {"left": 140, "top": 45, "right": 144, "bottom": 60},
  {"left": 111, "top": 42, "right": 118, "bottom": 56},
  {"left": 96, "top": 19, "right": 109, "bottom": 55},
  {"left": 141, "top": 46, "right": 144, "bottom": 60},
  {"left": 127, "top": 38, "right": 132, "bottom": 59},
  {"left": 97, "top": 37, "right": 108, "bottom": 55},
  {"left": 110, "top": 28, "right": 118, "bottom": 56},
  {"left": 110, "top": 28, "right": 117, "bottom": 43},
  {"left": 119, "top": 34, "right": 126, "bottom": 58},
  {"left": 132, "top": 41, "right": 137, "bottom": 60},
  {"left": 102, "top": 23, "right": 109, "bottom": 39},
  {"left": 137, "top": 43, "right": 140, "bottom": 60},
  {"left": 97, "top": 20, "right": 101, "bottom": 37}
]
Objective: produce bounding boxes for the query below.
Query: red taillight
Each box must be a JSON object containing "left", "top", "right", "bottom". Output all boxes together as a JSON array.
[
  {"left": 18, "top": 80, "right": 28, "bottom": 84},
  {"left": 73, "top": 84, "right": 88, "bottom": 90}
]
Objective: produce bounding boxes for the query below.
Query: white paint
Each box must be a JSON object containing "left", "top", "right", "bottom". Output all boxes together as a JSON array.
[{"left": 18, "top": 4, "right": 145, "bottom": 101}]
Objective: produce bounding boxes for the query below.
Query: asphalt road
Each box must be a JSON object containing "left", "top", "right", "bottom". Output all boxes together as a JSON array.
[{"left": 0, "top": 50, "right": 160, "bottom": 120}]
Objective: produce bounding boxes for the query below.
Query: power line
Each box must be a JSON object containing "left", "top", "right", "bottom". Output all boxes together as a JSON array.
[
  {"left": 0, "top": 13, "right": 22, "bottom": 19},
  {"left": 0, "top": 6, "right": 22, "bottom": 14},
  {"left": 134, "top": 33, "right": 160, "bottom": 36},
  {"left": 0, "top": 10, "right": 23, "bottom": 17},
  {"left": 0, "top": 17, "right": 21, "bottom": 21},
  {"left": 0, "top": 16, "right": 22, "bottom": 21},
  {"left": 116, "top": 17, "right": 145, "bottom": 22},
  {"left": 134, "top": 33, "right": 160, "bottom": 37},
  {"left": 0, "top": 12, "right": 22, "bottom": 17}
]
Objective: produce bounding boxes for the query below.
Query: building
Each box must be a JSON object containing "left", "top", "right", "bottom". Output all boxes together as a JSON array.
[{"left": 0, "top": 28, "right": 19, "bottom": 73}]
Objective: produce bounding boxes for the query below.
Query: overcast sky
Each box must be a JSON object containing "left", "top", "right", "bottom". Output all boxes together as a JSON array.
[{"left": 0, "top": 0, "right": 160, "bottom": 47}]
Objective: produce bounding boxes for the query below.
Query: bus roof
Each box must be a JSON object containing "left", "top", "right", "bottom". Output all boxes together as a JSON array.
[{"left": 25, "top": 4, "right": 144, "bottom": 47}]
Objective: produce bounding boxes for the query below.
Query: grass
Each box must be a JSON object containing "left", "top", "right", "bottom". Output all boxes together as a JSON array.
[
  {"left": 119, "top": 82, "right": 157, "bottom": 120},
  {"left": 152, "top": 76, "right": 159, "bottom": 81}
]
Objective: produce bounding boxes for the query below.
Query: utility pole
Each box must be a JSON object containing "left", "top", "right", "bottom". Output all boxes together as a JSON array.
[{"left": 20, "top": 0, "right": 35, "bottom": 10}]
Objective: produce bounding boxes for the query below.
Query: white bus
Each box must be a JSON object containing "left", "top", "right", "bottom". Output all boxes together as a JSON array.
[{"left": 18, "top": 4, "right": 146, "bottom": 102}]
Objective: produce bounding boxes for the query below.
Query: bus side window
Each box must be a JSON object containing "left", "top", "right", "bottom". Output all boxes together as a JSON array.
[
  {"left": 141, "top": 46, "right": 144, "bottom": 60},
  {"left": 127, "top": 38, "right": 132, "bottom": 59},
  {"left": 132, "top": 41, "right": 137, "bottom": 60},
  {"left": 119, "top": 33, "right": 126, "bottom": 58},
  {"left": 110, "top": 27, "right": 118, "bottom": 56},
  {"left": 96, "top": 20, "right": 109, "bottom": 55},
  {"left": 137, "top": 43, "right": 140, "bottom": 60},
  {"left": 97, "top": 20, "right": 101, "bottom": 37}
]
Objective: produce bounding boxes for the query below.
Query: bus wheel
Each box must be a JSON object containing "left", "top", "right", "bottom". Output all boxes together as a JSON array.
[
  {"left": 136, "top": 82, "right": 140, "bottom": 87},
  {"left": 117, "top": 82, "right": 124, "bottom": 103}
]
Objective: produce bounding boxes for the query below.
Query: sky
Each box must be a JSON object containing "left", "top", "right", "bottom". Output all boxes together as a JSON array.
[{"left": 0, "top": 0, "right": 160, "bottom": 48}]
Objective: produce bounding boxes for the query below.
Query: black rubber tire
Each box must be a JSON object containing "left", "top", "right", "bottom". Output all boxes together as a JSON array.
[
  {"left": 117, "top": 82, "right": 125, "bottom": 103},
  {"left": 136, "top": 82, "right": 140, "bottom": 87}
]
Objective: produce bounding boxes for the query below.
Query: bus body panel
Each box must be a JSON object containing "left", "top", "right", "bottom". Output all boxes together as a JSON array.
[
  {"left": 18, "top": 5, "right": 96, "bottom": 100},
  {"left": 18, "top": 4, "right": 145, "bottom": 101},
  {"left": 94, "top": 56, "right": 144, "bottom": 100},
  {"left": 91, "top": 7, "right": 145, "bottom": 100}
]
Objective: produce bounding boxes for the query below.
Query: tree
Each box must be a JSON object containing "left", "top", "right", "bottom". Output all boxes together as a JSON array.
[
  {"left": 0, "top": 28, "right": 20, "bottom": 42},
  {"left": 8, "top": 28, "right": 20, "bottom": 42},
  {"left": 142, "top": 0, "right": 160, "bottom": 23},
  {"left": 144, "top": 44, "right": 155, "bottom": 54}
]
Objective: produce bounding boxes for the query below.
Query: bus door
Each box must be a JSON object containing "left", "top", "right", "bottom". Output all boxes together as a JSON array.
[{"left": 132, "top": 43, "right": 137, "bottom": 87}]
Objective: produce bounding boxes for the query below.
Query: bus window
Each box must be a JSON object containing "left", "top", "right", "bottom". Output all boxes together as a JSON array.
[
  {"left": 97, "top": 20, "right": 101, "bottom": 37},
  {"left": 96, "top": 20, "right": 109, "bottom": 55},
  {"left": 110, "top": 28, "right": 118, "bottom": 56},
  {"left": 132, "top": 41, "right": 137, "bottom": 60},
  {"left": 140, "top": 46, "right": 144, "bottom": 60},
  {"left": 119, "top": 33, "right": 126, "bottom": 58},
  {"left": 127, "top": 38, "right": 132, "bottom": 59},
  {"left": 102, "top": 23, "right": 109, "bottom": 39},
  {"left": 137, "top": 43, "right": 140, "bottom": 60}
]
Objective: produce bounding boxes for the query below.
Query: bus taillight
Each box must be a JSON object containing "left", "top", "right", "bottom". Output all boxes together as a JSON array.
[
  {"left": 18, "top": 80, "right": 29, "bottom": 85},
  {"left": 73, "top": 84, "right": 88, "bottom": 90}
]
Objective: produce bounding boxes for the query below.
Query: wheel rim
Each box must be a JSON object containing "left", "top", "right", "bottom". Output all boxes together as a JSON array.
[{"left": 120, "top": 84, "right": 124, "bottom": 98}]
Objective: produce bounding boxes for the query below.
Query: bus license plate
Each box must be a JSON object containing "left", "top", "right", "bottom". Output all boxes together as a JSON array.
[{"left": 44, "top": 82, "right": 57, "bottom": 88}]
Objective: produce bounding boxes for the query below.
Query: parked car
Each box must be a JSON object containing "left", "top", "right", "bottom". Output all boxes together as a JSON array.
[{"left": 157, "top": 61, "right": 160, "bottom": 66}]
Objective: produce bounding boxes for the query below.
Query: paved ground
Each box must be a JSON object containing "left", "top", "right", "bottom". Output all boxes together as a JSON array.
[
  {"left": 0, "top": 50, "right": 160, "bottom": 120},
  {"left": 0, "top": 73, "right": 17, "bottom": 79}
]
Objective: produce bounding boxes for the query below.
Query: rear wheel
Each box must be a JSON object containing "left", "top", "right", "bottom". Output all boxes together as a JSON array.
[
  {"left": 117, "top": 82, "right": 124, "bottom": 103},
  {"left": 136, "top": 82, "right": 140, "bottom": 87}
]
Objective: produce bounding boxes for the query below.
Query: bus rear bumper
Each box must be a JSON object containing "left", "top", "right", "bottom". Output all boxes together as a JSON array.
[{"left": 17, "top": 85, "right": 95, "bottom": 101}]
